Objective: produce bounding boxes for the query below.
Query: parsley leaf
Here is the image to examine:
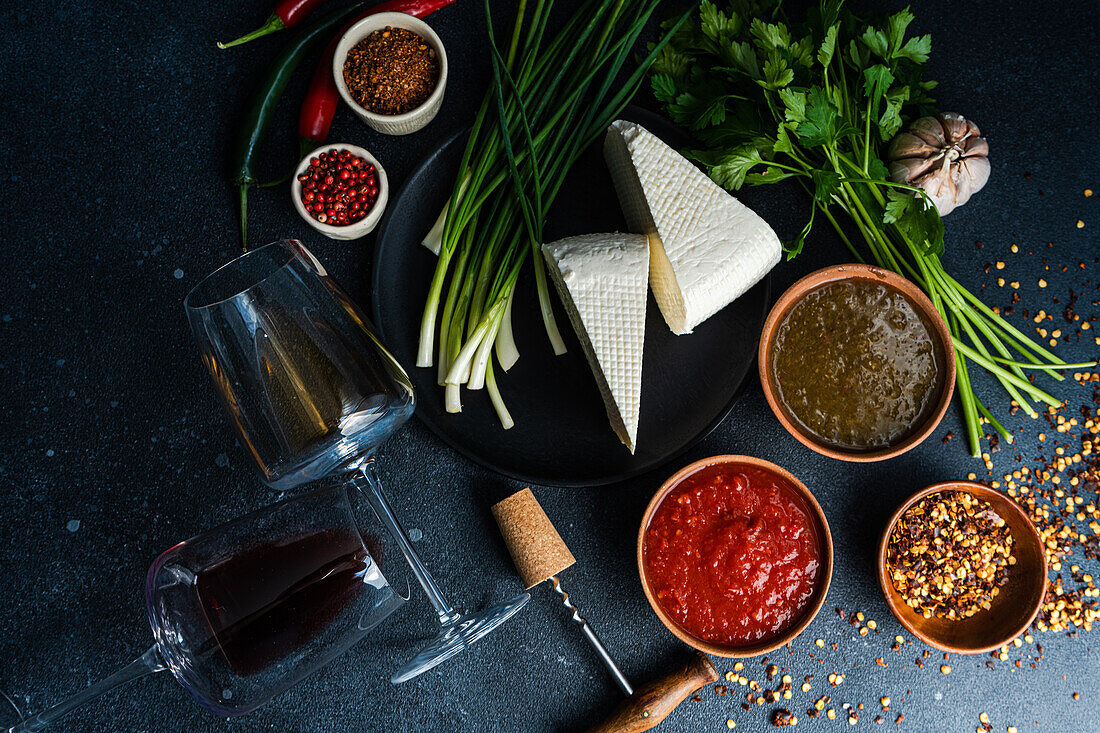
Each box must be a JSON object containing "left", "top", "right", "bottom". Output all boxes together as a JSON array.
[
  {"left": 700, "top": 1, "right": 740, "bottom": 45},
  {"left": 795, "top": 86, "right": 857, "bottom": 147},
  {"left": 884, "top": 188, "right": 944, "bottom": 256},
  {"left": 726, "top": 40, "right": 761, "bottom": 78},
  {"left": 812, "top": 169, "right": 842, "bottom": 204},
  {"left": 818, "top": 23, "right": 839, "bottom": 68},
  {"left": 896, "top": 34, "right": 932, "bottom": 63},
  {"left": 651, "top": 74, "right": 678, "bottom": 105},
  {"left": 778, "top": 88, "right": 806, "bottom": 124},
  {"left": 863, "top": 64, "right": 895, "bottom": 102},
  {"left": 760, "top": 54, "right": 794, "bottom": 90},
  {"left": 878, "top": 85, "right": 910, "bottom": 140},
  {"left": 650, "top": 43, "right": 690, "bottom": 80},
  {"left": 773, "top": 123, "right": 797, "bottom": 154},
  {"left": 745, "top": 166, "right": 800, "bottom": 185},
  {"left": 749, "top": 18, "right": 792, "bottom": 51},
  {"left": 885, "top": 7, "right": 915, "bottom": 53},
  {"left": 705, "top": 144, "right": 766, "bottom": 190},
  {"left": 860, "top": 26, "right": 889, "bottom": 59}
]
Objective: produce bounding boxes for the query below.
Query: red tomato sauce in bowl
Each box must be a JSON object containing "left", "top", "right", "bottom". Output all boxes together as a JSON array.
[{"left": 642, "top": 462, "right": 825, "bottom": 648}]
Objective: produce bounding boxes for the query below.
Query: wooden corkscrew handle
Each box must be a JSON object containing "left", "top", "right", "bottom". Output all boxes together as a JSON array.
[{"left": 584, "top": 651, "right": 718, "bottom": 733}]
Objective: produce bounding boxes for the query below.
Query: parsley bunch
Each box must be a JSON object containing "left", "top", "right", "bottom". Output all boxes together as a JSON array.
[{"left": 652, "top": 0, "right": 1085, "bottom": 456}]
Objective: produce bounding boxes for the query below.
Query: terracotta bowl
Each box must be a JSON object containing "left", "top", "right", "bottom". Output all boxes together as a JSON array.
[
  {"left": 637, "top": 455, "right": 833, "bottom": 657},
  {"left": 877, "top": 481, "right": 1047, "bottom": 654},
  {"left": 758, "top": 264, "right": 956, "bottom": 462}
]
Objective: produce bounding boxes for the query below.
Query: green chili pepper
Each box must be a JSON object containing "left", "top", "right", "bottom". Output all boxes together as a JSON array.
[{"left": 230, "top": 2, "right": 363, "bottom": 251}]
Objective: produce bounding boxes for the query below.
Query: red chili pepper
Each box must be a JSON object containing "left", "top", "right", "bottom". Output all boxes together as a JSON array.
[
  {"left": 218, "top": 0, "right": 331, "bottom": 49},
  {"left": 297, "top": 0, "right": 457, "bottom": 157}
]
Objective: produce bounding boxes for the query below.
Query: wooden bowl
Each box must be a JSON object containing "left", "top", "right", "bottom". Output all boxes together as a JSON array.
[
  {"left": 757, "top": 264, "right": 956, "bottom": 462},
  {"left": 637, "top": 455, "right": 833, "bottom": 657},
  {"left": 877, "top": 481, "right": 1047, "bottom": 654}
]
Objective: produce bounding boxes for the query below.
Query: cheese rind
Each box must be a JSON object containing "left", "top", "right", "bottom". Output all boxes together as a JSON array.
[
  {"left": 542, "top": 233, "right": 649, "bottom": 453},
  {"left": 604, "top": 120, "right": 782, "bottom": 334}
]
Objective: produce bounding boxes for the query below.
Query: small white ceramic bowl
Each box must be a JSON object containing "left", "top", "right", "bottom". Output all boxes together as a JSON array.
[
  {"left": 291, "top": 143, "right": 389, "bottom": 240},
  {"left": 333, "top": 12, "right": 448, "bottom": 136}
]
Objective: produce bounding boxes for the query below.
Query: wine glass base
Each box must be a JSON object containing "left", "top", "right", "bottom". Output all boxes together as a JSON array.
[{"left": 390, "top": 593, "right": 530, "bottom": 684}]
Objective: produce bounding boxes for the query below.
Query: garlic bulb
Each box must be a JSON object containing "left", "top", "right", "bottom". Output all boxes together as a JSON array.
[{"left": 887, "top": 112, "right": 990, "bottom": 217}]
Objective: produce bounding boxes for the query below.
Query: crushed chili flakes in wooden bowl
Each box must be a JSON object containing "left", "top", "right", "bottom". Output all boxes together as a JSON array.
[{"left": 877, "top": 481, "right": 1047, "bottom": 654}]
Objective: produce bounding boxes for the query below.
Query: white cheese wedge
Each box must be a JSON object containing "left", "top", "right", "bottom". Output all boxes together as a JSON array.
[
  {"left": 604, "top": 120, "right": 782, "bottom": 335},
  {"left": 542, "top": 233, "right": 649, "bottom": 453}
]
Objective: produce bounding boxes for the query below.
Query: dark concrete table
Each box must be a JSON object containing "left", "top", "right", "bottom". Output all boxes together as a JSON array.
[{"left": 2, "top": 1, "right": 1097, "bottom": 731}]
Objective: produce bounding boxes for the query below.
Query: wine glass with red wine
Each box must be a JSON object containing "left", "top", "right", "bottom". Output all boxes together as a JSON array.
[
  {"left": 182, "top": 239, "right": 528, "bottom": 683},
  {"left": 4, "top": 482, "right": 408, "bottom": 731}
]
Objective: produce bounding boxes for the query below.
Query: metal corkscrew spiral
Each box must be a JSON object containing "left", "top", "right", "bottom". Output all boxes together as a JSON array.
[{"left": 549, "top": 575, "right": 633, "bottom": 697}]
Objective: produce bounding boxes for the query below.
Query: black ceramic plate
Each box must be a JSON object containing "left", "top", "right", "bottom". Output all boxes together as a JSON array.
[{"left": 371, "top": 107, "right": 770, "bottom": 487}]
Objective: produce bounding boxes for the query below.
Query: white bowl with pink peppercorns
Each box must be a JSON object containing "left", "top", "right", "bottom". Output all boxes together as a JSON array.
[{"left": 291, "top": 144, "right": 389, "bottom": 240}]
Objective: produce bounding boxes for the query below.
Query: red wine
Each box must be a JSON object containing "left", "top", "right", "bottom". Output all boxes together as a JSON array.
[{"left": 195, "top": 528, "right": 368, "bottom": 676}]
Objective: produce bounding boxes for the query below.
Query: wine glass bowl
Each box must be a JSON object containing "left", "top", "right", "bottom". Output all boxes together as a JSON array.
[
  {"left": 146, "top": 483, "right": 408, "bottom": 716},
  {"left": 184, "top": 240, "right": 415, "bottom": 491}
]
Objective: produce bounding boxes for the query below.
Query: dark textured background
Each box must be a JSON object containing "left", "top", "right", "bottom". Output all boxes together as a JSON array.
[{"left": 1, "top": 1, "right": 1098, "bottom": 731}]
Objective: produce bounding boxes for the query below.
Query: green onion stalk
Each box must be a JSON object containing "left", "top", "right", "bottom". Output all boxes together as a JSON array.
[{"left": 417, "top": 0, "right": 698, "bottom": 425}]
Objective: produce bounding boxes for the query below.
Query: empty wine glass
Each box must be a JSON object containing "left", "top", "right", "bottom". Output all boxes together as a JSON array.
[
  {"left": 5, "top": 482, "right": 408, "bottom": 732},
  {"left": 183, "top": 239, "right": 528, "bottom": 683}
]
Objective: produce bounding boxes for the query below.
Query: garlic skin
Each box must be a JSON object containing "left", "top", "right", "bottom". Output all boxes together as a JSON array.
[{"left": 887, "top": 112, "right": 990, "bottom": 216}]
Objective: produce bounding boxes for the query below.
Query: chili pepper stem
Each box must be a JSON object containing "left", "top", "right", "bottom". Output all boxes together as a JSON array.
[
  {"left": 257, "top": 171, "right": 293, "bottom": 188},
  {"left": 218, "top": 14, "right": 287, "bottom": 49},
  {"left": 238, "top": 186, "right": 250, "bottom": 252}
]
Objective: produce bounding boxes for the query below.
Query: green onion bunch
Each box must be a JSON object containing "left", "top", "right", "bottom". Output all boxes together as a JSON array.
[{"left": 417, "top": 0, "right": 696, "bottom": 427}]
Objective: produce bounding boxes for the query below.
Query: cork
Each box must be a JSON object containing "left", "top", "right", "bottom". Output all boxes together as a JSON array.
[{"left": 491, "top": 488, "right": 576, "bottom": 589}]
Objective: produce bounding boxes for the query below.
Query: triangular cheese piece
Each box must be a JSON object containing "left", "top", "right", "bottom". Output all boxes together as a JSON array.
[
  {"left": 542, "top": 233, "right": 649, "bottom": 453},
  {"left": 604, "top": 120, "right": 782, "bottom": 335}
]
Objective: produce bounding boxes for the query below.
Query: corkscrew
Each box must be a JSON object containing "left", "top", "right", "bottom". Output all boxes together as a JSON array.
[
  {"left": 492, "top": 489, "right": 717, "bottom": 733},
  {"left": 549, "top": 574, "right": 633, "bottom": 696}
]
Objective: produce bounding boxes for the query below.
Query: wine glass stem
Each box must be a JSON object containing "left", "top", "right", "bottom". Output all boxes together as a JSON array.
[
  {"left": 349, "top": 461, "right": 462, "bottom": 627},
  {"left": 7, "top": 645, "right": 166, "bottom": 733}
]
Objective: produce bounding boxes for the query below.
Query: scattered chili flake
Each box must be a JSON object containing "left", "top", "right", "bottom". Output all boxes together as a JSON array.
[
  {"left": 343, "top": 27, "right": 440, "bottom": 115},
  {"left": 771, "top": 709, "right": 797, "bottom": 726}
]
